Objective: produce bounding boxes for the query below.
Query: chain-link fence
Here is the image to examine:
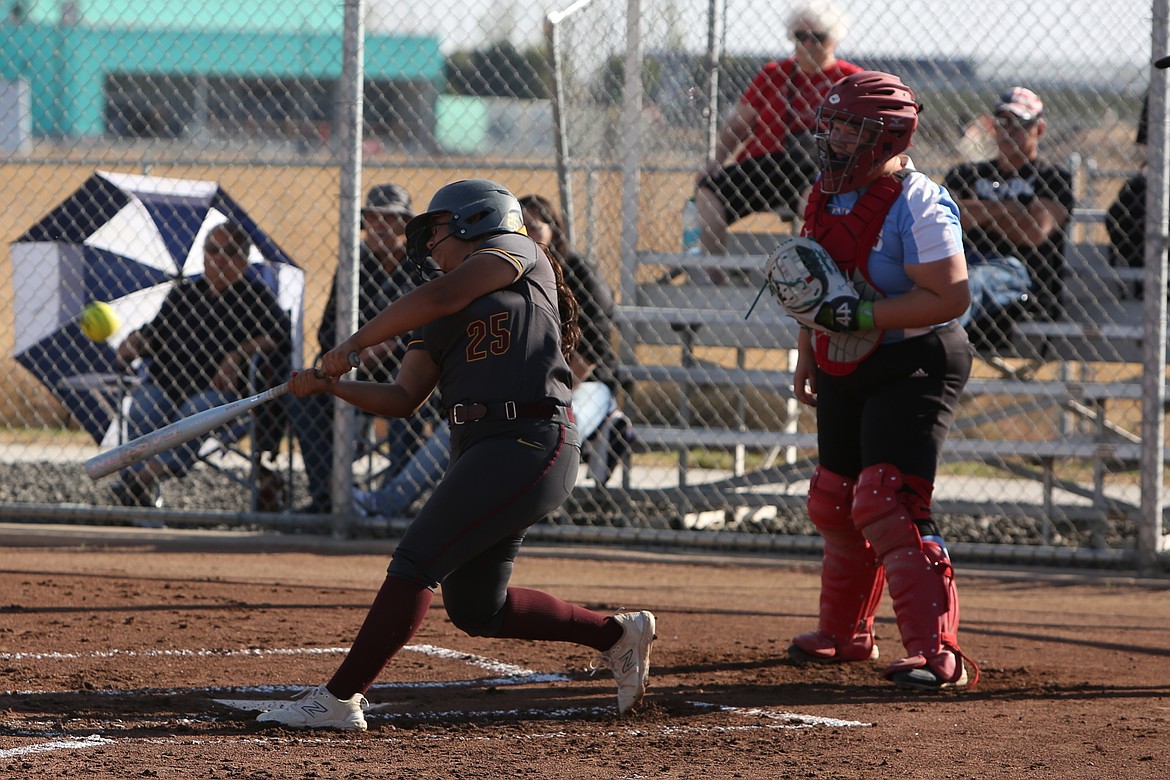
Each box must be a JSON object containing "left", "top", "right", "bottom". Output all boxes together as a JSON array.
[{"left": 0, "top": 0, "right": 1167, "bottom": 568}]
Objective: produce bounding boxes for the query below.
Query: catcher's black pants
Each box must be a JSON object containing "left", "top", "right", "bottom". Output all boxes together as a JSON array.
[{"left": 815, "top": 322, "right": 972, "bottom": 483}]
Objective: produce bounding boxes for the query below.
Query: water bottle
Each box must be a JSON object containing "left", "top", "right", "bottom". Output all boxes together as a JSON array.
[{"left": 682, "top": 197, "right": 701, "bottom": 255}]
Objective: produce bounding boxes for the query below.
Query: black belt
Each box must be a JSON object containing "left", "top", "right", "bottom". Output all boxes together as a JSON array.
[{"left": 447, "top": 401, "right": 573, "bottom": 425}]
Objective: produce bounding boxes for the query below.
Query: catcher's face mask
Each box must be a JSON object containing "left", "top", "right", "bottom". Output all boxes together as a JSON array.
[{"left": 815, "top": 111, "right": 887, "bottom": 194}]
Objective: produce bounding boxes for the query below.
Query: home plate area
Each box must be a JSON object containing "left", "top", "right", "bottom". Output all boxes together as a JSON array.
[
  {"left": 3, "top": 641, "right": 869, "bottom": 757},
  {"left": 212, "top": 643, "right": 870, "bottom": 731}
]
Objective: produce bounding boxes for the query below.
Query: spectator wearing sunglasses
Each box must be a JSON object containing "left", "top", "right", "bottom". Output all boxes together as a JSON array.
[
  {"left": 692, "top": 1, "right": 859, "bottom": 282},
  {"left": 110, "top": 222, "right": 291, "bottom": 508},
  {"left": 943, "top": 87, "right": 1074, "bottom": 350}
]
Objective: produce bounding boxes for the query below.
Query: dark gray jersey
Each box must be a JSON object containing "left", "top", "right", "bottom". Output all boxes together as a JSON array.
[{"left": 420, "top": 232, "right": 573, "bottom": 411}]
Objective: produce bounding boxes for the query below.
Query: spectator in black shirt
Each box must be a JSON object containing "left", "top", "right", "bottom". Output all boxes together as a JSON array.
[
  {"left": 292, "top": 182, "right": 440, "bottom": 514},
  {"left": 1106, "top": 91, "right": 1153, "bottom": 270},
  {"left": 944, "top": 87, "right": 1074, "bottom": 349},
  {"left": 112, "top": 222, "right": 291, "bottom": 507}
]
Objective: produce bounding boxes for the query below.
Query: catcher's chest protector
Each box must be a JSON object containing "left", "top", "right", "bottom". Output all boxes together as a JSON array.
[
  {"left": 803, "top": 174, "right": 905, "bottom": 277},
  {"left": 803, "top": 174, "right": 905, "bottom": 375}
]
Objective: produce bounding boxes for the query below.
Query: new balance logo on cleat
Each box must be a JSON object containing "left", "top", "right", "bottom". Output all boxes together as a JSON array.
[
  {"left": 256, "top": 685, "right": 369, "bottom": 731},
  {"left": 617, "top": 649, "right": 636, "bottom": 675},
  {"left": 299, "top": 700, "right": 330, "bottom": 717}
]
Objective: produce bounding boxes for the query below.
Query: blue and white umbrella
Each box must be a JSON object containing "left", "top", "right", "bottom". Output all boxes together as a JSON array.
[{"left": 12, "top": 170, "right": 304, "bottom": 447}]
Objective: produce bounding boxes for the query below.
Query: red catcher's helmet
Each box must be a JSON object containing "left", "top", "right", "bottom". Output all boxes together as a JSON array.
[{"left": 815, "top": 71, "right": 920, "bottom": 193}]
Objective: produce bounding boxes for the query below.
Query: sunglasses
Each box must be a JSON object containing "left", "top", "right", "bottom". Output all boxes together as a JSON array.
[
  {"left": 994, "top": 114, "right": 1038, "bottom": 132},
  {"left": 793, "top": 31, "right": 829, "bottom": 43}
]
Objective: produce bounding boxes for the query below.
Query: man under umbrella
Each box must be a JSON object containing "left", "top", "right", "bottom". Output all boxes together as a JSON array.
[{"left": 111, "top": 221, "right": 291, "bottom": 507}]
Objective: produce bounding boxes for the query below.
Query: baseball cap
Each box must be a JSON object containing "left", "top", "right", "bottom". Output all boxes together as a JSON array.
[
  {"left": 994, "top": 86, "right": 1044, "bottom": 123},
  {"left": 362, "top": 183, "right": 414, "bottom": 218}
]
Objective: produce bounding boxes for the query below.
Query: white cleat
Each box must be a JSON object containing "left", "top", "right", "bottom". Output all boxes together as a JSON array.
[
  {"left": 256, "top": 685, "right": 369, "bottom": 731},
  {"left": 597, "top": 610, "right": 657, "bottom": 715}
]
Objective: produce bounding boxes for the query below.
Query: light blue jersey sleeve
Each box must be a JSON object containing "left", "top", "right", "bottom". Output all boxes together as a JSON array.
[{"left": 866, "top": 171, "right": 964, "bottom": 297}]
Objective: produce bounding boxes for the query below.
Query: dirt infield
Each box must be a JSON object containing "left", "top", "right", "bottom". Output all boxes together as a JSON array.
[{"left": 2, "top": 525, "right": 1170, "bottom": 779}]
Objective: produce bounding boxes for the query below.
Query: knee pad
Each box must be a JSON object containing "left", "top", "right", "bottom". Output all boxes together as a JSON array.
[
  {"left": 900, "top": 473, "right": 935, "bottom": 523},
  {"left": 807, "top": 466, "right": 857, "bottom": 544},
  {"left": 852, "top": 463, "right": 923, "bottom": 558},
  {"left": 808, "top": 465, "right": 876, "bottom": 581}
]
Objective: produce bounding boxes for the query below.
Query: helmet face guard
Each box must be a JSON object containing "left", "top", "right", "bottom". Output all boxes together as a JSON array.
[
  {"left": 404, "top": 212, "right": 444, "bottom": 271},
  {"left": 814, "top": 71, "right": 919, "bottom": 194},
  {"left": 405, "top": 179, "right": 524, "bottom": 269},
  {"left": 816, "top": 110, "right": 891, "bottom": 194}
]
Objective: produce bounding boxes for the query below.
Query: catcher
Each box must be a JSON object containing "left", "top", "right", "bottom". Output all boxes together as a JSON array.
[{"left": 765, "top": 71, "right": 977, "bottom": 690}]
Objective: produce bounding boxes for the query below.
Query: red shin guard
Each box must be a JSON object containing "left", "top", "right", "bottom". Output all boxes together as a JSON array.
[
  {"left": 852, "top": 464, "right": 968, "bottom": 684},
  {"left": 792, "top": 467, "right": 884, "bottom": 662}
]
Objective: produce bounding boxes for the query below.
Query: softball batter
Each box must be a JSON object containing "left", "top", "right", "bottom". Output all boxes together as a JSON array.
[{"left": 255, "top": 179, "right": 655, "bottom": 731}]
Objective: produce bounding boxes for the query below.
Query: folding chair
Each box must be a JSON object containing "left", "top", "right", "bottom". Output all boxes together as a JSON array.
[
  {"left": 195, "top": 355, "right": 294, "bottom": 512},
  {"left": 351, "top": 398, "right": 443, "bottom": 491}
]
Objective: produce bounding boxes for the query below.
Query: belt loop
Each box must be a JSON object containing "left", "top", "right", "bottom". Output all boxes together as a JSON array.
[
  {"left": 504, "top": 400, "right": 517, "bottom": 420},
  {"left": 450, "top": 403, "right": 466, "bottom": 425}
]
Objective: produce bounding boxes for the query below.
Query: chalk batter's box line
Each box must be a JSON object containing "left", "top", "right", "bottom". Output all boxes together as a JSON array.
[
  {"left": 3, "top": 641, "right": 870, "bottom": 758},
  {"left": 5, "top": 642, "right": 571, "bottom": 697},
  {"left": 1, "top": 702, "right": 870, "bottom": 759}
]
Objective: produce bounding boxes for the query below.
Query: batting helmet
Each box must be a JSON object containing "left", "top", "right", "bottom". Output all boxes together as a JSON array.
[
  {"left": 405, "top": 179, "right": 525, "bottom": 266},
  {"left": 815, "top": 71, "right": 920, "bottom": 193}
]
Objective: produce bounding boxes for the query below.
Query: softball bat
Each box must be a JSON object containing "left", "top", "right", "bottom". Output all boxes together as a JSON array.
[{"left": 84, "top": 383, "right": 290, "bottom": 480}]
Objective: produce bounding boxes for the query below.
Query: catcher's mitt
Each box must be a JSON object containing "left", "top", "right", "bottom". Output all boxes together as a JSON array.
[{"left": 763, "top": 236, "right": 858, "bottom": 331}]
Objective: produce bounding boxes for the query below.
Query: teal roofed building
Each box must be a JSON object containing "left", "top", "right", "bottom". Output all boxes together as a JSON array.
[
  {"left": 13, "top": 1, "right": 344, "bottom": 30},
  {"left": 0, "top": 2, "right": 444, "bottom": 148}
]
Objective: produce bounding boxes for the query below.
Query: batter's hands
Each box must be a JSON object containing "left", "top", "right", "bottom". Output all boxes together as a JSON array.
[
  {"left": 287, "top": 368, "right": 335, "bottom": 398},
  {"left": 320, "top": 339, "right": 362, "bottom": 378}
]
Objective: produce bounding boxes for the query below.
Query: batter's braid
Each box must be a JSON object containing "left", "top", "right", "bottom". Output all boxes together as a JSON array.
[
  {"left": 547, "top": 251, "right": 581, "bottom": 360},
  {"left": 519, "top": 194, "right": 581, "bottom": 361}
]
